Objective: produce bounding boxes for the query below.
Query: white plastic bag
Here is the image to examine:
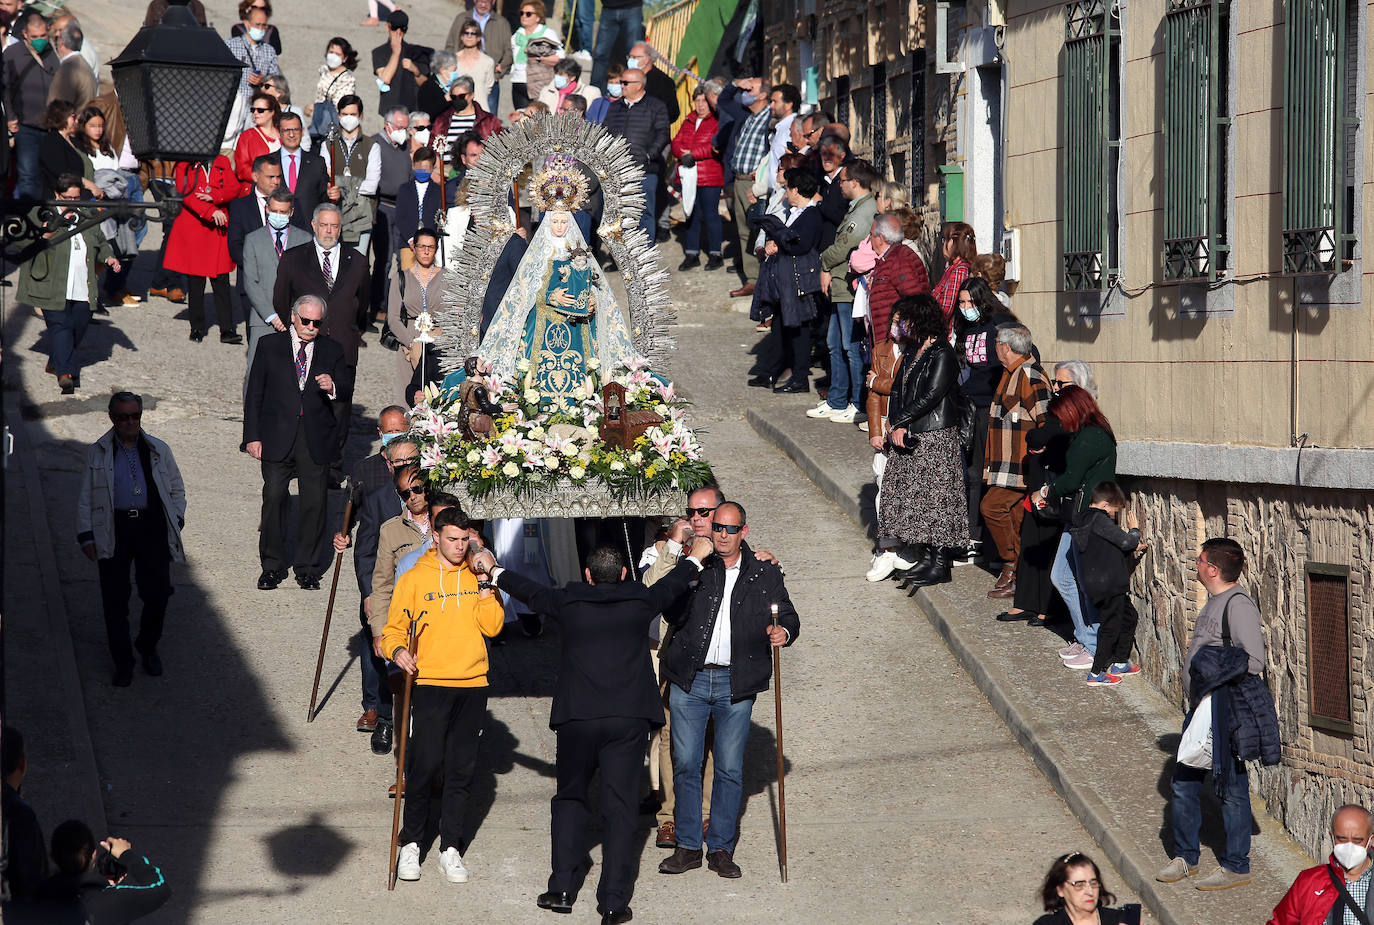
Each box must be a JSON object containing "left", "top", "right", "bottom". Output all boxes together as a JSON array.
[
  {"left": 852, "top": 277, "right": 870, "bottom": 320},
  {"left": 1177, "top": 694, "right": 1213, "bottom": 768},
  {"left": 679, "top": 164, "right": 698, "bottom": 218}
]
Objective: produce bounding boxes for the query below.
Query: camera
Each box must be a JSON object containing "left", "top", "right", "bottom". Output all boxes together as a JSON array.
[{"left": 94, "top": 844, "right": 125, "bottom": 881}]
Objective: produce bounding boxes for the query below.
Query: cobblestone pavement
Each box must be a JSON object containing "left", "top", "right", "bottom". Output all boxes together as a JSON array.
[{"left": 2, "top": 1, "right": 1150, "bottom": 921}]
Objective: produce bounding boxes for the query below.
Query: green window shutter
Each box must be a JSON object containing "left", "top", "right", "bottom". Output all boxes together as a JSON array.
[
  {"left": 1063, "top": 1, "right": 1121, "bottom": 292},
  {"left": 1282, "top": 0, "right": 1357, "bottom": 274},
  {"left": 1163, "top": 0, "right": 1230, "bottom": 281}
]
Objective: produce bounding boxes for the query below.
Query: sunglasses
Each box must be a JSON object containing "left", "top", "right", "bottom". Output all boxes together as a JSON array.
[
  {"left": 685, "top": 506, "right": 717, "bottom": 517},
  {"left": 112, "top": 412, "right": 142, "bottom": 422},
  {"left": 710, "top": 523, "right": 743, "bottom": 535},
  {"left": 462, "top": 30, "right": 480, "bottom": 36},
  {"left": 397, "top": 484, "right": 427, "bottom": 498},
  {"left": 297, "top": 316, "right": 322, "bottom": 328},
  {"left": 521, "top": 10, "right": 537, "bottom": 15},
  {"left": 251, "top": 107, "right": 272, "bottom": 114}
]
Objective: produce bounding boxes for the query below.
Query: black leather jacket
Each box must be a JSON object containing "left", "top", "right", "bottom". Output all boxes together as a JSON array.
[{"left": 887, "top": 340, "right": 961, "bottom": 436}]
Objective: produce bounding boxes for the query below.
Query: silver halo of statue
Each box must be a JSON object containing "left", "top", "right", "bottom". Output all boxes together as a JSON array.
[{"left": 407, "top": 112, "right": 709, "bottom": 519}]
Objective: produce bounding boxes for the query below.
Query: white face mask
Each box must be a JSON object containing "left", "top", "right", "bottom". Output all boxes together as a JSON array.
[
  {"left": 413, "top": 129, "right": 430, "bottom": 145},
  {"left": 627, "top": 56, "right": 642, "bottom": 70},
  {"left": 266, "top": 211, "right": 291, "bottom": 230},
  {"left": 1335, "top": 840, "right": 1371, "bottom": 870},
  {"left": 389, "top": 128, "right": 408, "bottom": 145},
  {"left": 960, "top": 305, "right": 980, "bottom": 322},
  {"left": 325, "top": 52, "right": 343, "bottom": 69},
  {"left": 339, "top": 114, "right": 360, "bottom": 132},
  {"left": 553, "top": 75, "right": 569, "bottom": 89}
]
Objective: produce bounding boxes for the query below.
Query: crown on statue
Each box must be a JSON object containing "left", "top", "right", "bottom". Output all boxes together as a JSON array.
[{"left": 530, "top": 155, "right": 590, "bottom": 213}]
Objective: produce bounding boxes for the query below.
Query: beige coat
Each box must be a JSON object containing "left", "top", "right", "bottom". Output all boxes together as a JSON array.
[{"left": 367, "top": 514, "right": 427, "bottom": 637}]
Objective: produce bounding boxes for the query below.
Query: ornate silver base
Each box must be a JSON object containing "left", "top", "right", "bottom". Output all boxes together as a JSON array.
[{"left": 441, "top": 481, "right": 685, "bottom": 519}]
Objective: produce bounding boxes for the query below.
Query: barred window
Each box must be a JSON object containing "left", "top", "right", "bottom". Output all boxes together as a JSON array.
[
  {"left": 1062, "top": 0, "right": 1121, "bottom": 292},
  {"left": 1162, "top": 0, "right": 1231, "bottom": 282}
]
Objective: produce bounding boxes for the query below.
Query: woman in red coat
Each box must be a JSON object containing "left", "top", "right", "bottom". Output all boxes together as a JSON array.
[
  {"left": 164, "top": 155, "right": 241, "bottom": 343},
  {"left": 671, "top": 86, "right": 724, "bottom": 272},
  {"left": 233, "top": 91, "right": 281, "bottom": 196}
]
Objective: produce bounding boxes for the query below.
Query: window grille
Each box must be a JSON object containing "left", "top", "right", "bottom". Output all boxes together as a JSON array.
[
  {"left": 835, "top": 74, "right": 851, "bottom": 126},
  {"left": 1306, "top": 563, "right": 1353, "bottom": 735},
  {"left": 911, "top": 50, "right": 926, "bottom": 202},
  {"left": 871, "top": 62, "right": 888, "bottom": 172},
  {"left": 1062, "top": 0, "right": 1121, "bottom": 291}
]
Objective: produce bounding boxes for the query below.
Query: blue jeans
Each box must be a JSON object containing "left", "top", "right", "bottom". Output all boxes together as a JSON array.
[
  {"left": 683, "top": 186, "right": 722, "bottom": 256},
  {"left": 669, "top": 668, "right": 755, "bottom": 853},
  {"left": 44, "top": 299, "right": 93, "bottom": 377},
  {"left": 1171, "top": 713, "right": 1252, "bottom": 873},
  {"left": 14, "top": 124, "right": 43, "bottom": 199},
  {"left": 487, "top": 84, "right": 500, "bottom": 119},
  {"left": 569, "top": 0, "right": 595, "bottom": 52},
  {"left": 638, "top": 175, "right": 658, "bottom": 242},
  {"left": 591, "top": 6, "right": 644, "bottom": 89},
  {"left": 1052, "top": 532, "right": 1097, "bottom": 653},
  {"left": 357, "top": 604, "right": 393, "bottom": 720},
  {"left": 826, "top": 303, "right": 863, "bottom": 410}
]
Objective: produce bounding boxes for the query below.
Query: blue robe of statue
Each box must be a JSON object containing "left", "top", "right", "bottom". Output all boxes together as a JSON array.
[{"left": 523, "top": 256, "right": 598, "bottom": 414}]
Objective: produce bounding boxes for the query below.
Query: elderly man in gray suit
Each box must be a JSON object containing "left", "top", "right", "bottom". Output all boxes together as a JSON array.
[{"left": 242, "top": 188, "right": 311, "bottom": 398}]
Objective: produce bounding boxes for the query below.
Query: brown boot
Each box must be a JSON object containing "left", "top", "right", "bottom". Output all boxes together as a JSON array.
[
  {"left": 658, "top": 847, "right": 703, "bottom": 874},
  {"left": 655, "top": 821, "right": 676, "bottom": 849}
]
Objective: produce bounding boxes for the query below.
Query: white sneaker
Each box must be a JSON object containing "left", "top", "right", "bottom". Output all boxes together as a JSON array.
[
  {"left": 397, "top": 842, "right": 421, "bottom": 881},
  {"left": 858, "top": 420, "right": 870, "bottom": 432},
  {"left": 892, "top": 550, "right": 918, "bottom": 571},
  {"left": 830, "top": 405, "right": 859, "bottom": 424},
  {"left": 438, "top": 846, "right": 469, "bottom": 883},
  {"left": 865, "top": 551, "right": 897, "bottom": 582},
  {"left": 805, "top": 401, "right": 837, "bottom": 419}
]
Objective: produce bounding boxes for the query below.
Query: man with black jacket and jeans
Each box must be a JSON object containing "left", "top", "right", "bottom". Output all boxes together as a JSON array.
[
  {"left": 657, "top": 501, "right": 800, "bottom": 880},
  {"left": 603, "top": 67, "right": 668, "bottom": 242}
]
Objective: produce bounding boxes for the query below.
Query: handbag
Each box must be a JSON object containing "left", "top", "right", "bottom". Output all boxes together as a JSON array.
[
  {"left": 380, "top": 270, "right": 406, "bottom": 352},
  {"left": 1177, "top": 695, "right": 1214, "bottom": 768}
]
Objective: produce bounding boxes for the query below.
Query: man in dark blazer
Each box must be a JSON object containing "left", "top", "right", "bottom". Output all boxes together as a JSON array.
[
  {"left": 243, "top": 295, "right": 355, "bottom": 591},
  {"left": 479, "top": 538, "right": 713, "bottom": 924},
  {"left": 273, "top": 112, "right": 329, "bottom": 231}
]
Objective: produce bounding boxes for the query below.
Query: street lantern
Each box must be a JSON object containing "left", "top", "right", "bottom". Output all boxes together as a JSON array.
[{"left": 109, "top": 0, "right": 245, "bottom": 163}]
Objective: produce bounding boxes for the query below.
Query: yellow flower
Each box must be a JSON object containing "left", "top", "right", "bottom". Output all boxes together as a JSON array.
[{"left": 645, "top": 465, "right": 658, "bottom": 478}]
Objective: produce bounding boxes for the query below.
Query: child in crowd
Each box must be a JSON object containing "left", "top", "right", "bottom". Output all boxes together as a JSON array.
[{"left": 1069, "top": 481, "right": 1146, "bottom": 686}]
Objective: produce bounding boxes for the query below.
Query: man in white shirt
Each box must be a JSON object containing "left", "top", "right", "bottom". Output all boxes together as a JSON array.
[{"left": 765, "top": 84, "right": 800, "bottom": 193}]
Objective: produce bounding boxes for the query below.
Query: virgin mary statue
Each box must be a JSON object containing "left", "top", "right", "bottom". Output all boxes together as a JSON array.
[{"left": 477, "top": 155, "right": 645, "bottom": 414}]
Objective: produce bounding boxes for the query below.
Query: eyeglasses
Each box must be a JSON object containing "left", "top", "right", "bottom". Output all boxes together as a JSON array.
[
  {"left": 390, "top": 457, "right": 420, "bottom": 468},
  {"left": 415, "top": 243, "right": 437, "bottom": 251},
  {"left": 281, "top": 125, "right": 302, "bottom": 134},
  {"left": 462, "top": 30, "right": 480, "bottom": 36},
  {"left": 1067, "top": 879, "right": 1100, "bottom": 892},
  {"left": 685, "top": 506, "right": 717, "bottom": 518},
  {"left": 397, "top": 484, "right": 427, "bottom": 498},
  {"left": 297, "top": 316, "right": 322, "bottom": 328},
  {"left": 710, "top": 523, "right": 743, "bottom": 535},
  {"left": 112, "top": 412, "right": 142, "bottom": 422}
]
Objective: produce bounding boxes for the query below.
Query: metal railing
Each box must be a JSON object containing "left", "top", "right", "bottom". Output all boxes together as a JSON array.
[
  {"left": 646, "top": 0, "right": 701, "bottom": 136},
  {"left": 1062, "top": 0, "right": 1121, "bottom": 292}
]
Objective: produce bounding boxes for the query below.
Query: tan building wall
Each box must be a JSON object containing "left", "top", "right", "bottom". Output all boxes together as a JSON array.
[{"left": 1003, "top": 0, "right": 1374, "bottom": 449}]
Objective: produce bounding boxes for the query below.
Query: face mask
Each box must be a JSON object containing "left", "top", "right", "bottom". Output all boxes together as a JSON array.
[
  {"left": 960, "top": 305, "right": 980, "bottom": 322},
  {"left": 1335, "top": 841, "right": 1370, "bottom": 871},
  {"left": 325, "top": 52, "right": 343, "bottom": 68},
  {"left": 380, "top": 431, "right": 407, "bottom": 447},
  {"left": 389, "top": 128, "right": 408, "bottom": 145},
  {"left": 740, "top": 92, "right": 757, "bottom": 106},
  {"left": 553, "top": 75, "right": 569, "bottom": 90},
  {"left": 339, "top": 114, "right": 360, "bottom": 132},
  {"left": 413, "top": 129, "right": 430, "bottom": 145},
  {"left": 29, "top": 36, "right": 47, "bottom": 53},
  {"left": 266, "top": 211, "right": 291, "bottom": 230},
  {"left": 413, "top": 169, "right": 431, "bottom": 183},
  {"left": 248, "top": 26, "right": 266, "bottom": 41},
  {"left": 626, "top": 57, "right": 641, "bottom": 70},
  {"left": 440, "top": 71, "right": 456, "bottom": 91},
  {"left": 452, "top": 94, "right": 469, "bottom": 108},
  {"left": 376, "top": 78, "right": 391, "bottom": 92},
  {"left": 607, "top": 83, "right": 622, "bottom": 98}
]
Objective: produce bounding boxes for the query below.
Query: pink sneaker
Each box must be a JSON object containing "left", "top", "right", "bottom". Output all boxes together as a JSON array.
[
  {"left": 1063, "top": 651, "right": 1094, "bottom": 670},
  {"left": 1059, "top": 642, "right": 1085, "bottom": 660}
]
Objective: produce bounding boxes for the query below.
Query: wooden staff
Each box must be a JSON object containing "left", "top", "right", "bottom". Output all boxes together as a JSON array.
[
  {"left": 308, "top": 481, "right": 355, "bottom": 722},
  {"left": 771, "top": 602, "right": 788, "bottom": 883},
  {"left": 387, "top": 612, "right": 425, "bottom": 890},
  {"left": 512, "top": 180, "right": 522, "bottom": 231}
]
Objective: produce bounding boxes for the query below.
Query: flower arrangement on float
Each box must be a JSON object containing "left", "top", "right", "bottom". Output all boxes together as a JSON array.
[{"left": 408, "top": 357, "right": 712, "bottom": 500}]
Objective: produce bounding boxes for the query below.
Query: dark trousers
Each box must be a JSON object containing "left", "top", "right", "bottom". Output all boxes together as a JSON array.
[
  {"left": 147, "top": 179, "right": 187, "bottom": 291},
  {"left": 185, "top": 273, "right": 235, "bottom": 335},
  {"left": 43, "top": 299, "right": 92, "bottom": 377},
  {"left": 1090, "top": 593, "right": 1139, "bottom": 673},
  {"left": 550, "top": 717, "right": 649, "bottom": 911},
  {"left": 401, "top": 685, "right": 488, "bottom": 849},
  {"left": 963, "top": 410, "right": 991, "bottom": 542},
  {"left": 369, "top": 203, "right": 396, "bottom": 327},
  {"left": 682, "top": 185, "right": 723, "bottom": 256},
  {"left": 97, "top": 511, "right": 172, "bottom": 669},
  {"left": 767, "top": 322, "right": 811, "bottom": 387},
  {"left": 259, "top": 420, "right": 329, "bottom": 575},
  {"left": 359, "top": 602, "right": 393, "bottom": 720}
]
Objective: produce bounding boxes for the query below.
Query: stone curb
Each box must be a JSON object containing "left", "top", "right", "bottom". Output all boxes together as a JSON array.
[
  {"left": 4, "top": 393, "right": 108, "bottom": 836},
  {"left": 746, "top": 406, "right": 1191, "bottom": 925}
]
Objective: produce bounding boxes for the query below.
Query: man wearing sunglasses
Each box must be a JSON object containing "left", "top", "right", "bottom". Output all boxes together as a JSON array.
[
  {"left": 77, "top": 392, "right": 187, "bottom": 687},
  {"left": 244, "top": 294, "right": 354, "bottom": 592},
  {"left": 657, "top": 501, "right": 799, "bottom": 880}
]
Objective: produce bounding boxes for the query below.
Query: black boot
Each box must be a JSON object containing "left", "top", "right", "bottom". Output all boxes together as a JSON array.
[
  {"left": 907, "top": 548, "right": 952, "bottom": 594},
  {"left": 896, "top": 545, "right": 931, "bottom": 589}
]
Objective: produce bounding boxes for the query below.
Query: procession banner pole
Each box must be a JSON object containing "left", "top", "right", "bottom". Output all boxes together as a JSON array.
[
  {"left": 308, "top": 482, "right": 354, "bottom": 722},
  {"left": 387, "top": 615, "right": 424, "bottom": 890},
  {"left": 771, "top": 602, "right": 788, "bottom": 883}
]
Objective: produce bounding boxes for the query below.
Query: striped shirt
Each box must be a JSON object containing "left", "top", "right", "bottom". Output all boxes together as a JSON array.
[
  {"left": 447, "top": 112, "right": 477, "bottom": 152},
  {"left": 730, "top": 106, "right": 773, "bottom": 177}
]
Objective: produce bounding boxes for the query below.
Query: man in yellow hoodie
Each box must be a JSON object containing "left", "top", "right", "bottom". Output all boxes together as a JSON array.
[{"left": 382, "top": 507, "right": 505, "bottom": 886}]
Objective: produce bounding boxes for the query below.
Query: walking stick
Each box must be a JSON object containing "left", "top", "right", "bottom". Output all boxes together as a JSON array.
[
  {"left": 308, "top": 480, "right": 355, "bottom": 722},
  {"left": 771, "top": 603, "right": 788, "bottom": 883},
  {"left": 387, "top": 612, "right": 425, "bottom": 890}
]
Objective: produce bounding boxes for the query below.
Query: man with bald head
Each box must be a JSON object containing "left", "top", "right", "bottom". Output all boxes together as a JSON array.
[
  {"left": 1269, "top": 804, "right": 1374, "bottom": 924},
  {"left": 626, "top": 41, "right": 678, "bottom": 123}
]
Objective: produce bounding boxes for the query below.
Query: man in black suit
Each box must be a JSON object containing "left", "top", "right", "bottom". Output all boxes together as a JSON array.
[
  {"left": 273, "top": 202, "right": 369, "bottom": 461},
  {"left": 243, "top": 295, "right": 355, "bottom": 591},
  {"left": 479, "top": 539, "right": 712, "bottom": 924},
  {"left": 228, "top": 155, "right": 282, "bottom": 316},
  {"left": 273, "top": 111, "right": 328, "bottom": 230}
]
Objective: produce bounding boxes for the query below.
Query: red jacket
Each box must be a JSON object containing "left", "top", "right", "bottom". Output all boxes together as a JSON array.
[
  {"left": 433, "top": 102, "right": 503, "bottom": 147},
  {"left": 233, "top": 127, "right": 278, "bottom": 197},
  {"left": 1268, "top": 858, "right": 1354, "bottom": 925},
  {"left": 163, "top": 156, "right": 237, "bottom": 277},
  {"left": 868, "top": 242, "right": 930, "bottom": 342},
  {"left": 671, "top": 112, "right": 723, "bottom": 187}
]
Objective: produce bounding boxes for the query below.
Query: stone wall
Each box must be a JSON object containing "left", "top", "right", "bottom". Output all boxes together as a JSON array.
[{"left": 1125, "top": 476, "right": 1374, "bottom": 858}]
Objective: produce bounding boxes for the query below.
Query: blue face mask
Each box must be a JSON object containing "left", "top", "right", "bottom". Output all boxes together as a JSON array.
[
  {"left": 740, "top": 92, "right": 758, "bottom": 106},
  {"left": 607, "top": 83, "right": 623, "bottom": 98},
  {"left": 266, "top": 211, "right": 291, "bottom": 230},
  {"left": 380, "top": 431, "right": 407, "bottom": 446},
  {"left": 248, "top": 26, "right": 266, "bottom": 41},
  {"left": 626, "top": 57, "right": 642, "bottom": 70},
  {"left": 413, "top": 169, "right": 432, "bottom": 183},
  {"left": 960, "top": 305, "right": 980, "bottom": 322},
  {"left": 553, "top": 75, "right": 569, "bottom": 90}
]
